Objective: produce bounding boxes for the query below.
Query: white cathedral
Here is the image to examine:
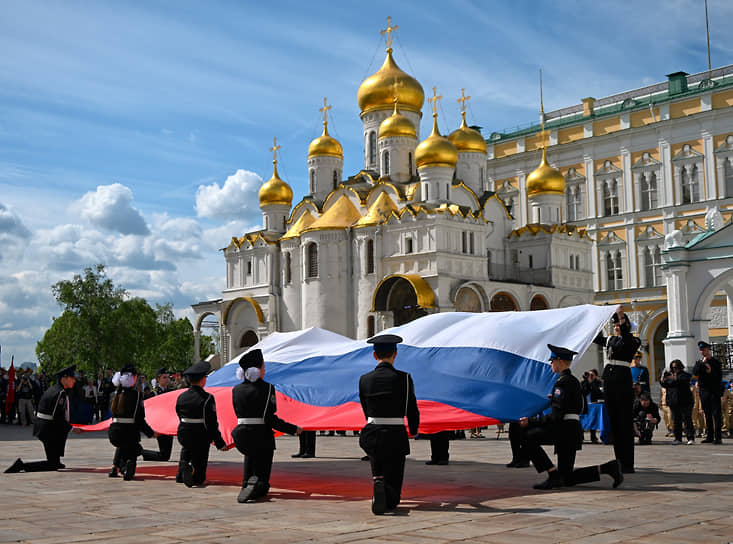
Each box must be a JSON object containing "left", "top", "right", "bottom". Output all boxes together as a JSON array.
[{"left": 191, "top": 23, "right": 594, "bottom": 365}]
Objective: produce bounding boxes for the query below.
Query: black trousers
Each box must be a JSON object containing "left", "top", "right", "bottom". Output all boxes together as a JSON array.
[
  {"left": 428, "top": 431, "right": 450, "bottom": 462},
  {"left": 522, "top": 426, "right": 576, "bottom": 481},
  {"left": 369, "top": 454, "right": 406, "bottom": 510},
  {"left": 113, "top": 442, "right": 143, "bottom": 469},
  {"left": 670, "top": 404, "right": 694, "bottom": 441},
  {"left": 509, "top": 422, "right": 528, "bottom": 463},
  {"left": 604, "top": 383, "right": 634, "bottom": 469},
  {"left": 297, "top": 431, "right": 316, "bottom": 455},
  {"left": 142, "top": 434, "right": 174, "bottom": 461},
  {"left": 242, "top": 448, "right": 274, "bottom": 498},
  {"left": 178, "top": 443, "right": 211, "bottom": 485},
  {"left": 700, "top": 391, "right": 723, "bottom": 441},
  {"left": 22, "top": 437, "right": 68, "bottom": 471}
]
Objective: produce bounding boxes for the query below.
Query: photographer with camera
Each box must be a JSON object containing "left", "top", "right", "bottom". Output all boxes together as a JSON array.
[
  {"left": 632, "top": 392, "right": 660, "bottom": 445},
  {"left": 16, "top": 370, "right": 35, "bottom": 426},
  {"left": 661, "top": 360, "right": 695, "bottom": 445}
]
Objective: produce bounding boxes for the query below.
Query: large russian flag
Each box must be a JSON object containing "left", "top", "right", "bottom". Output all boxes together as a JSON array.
[{"left": 80, "top": 305, "right": 614, "bottom": 444}]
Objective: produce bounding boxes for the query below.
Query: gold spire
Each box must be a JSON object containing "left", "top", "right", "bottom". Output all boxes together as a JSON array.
[
  {"left": 448, "top": 88, "right": 486, "bottom": 153},
  {"left": 381, "top": 16, "right": 398, "bottom": 52},
  {"left": 259, "top": 137, "right": 293, "bottom": 207},
  {"left": 308, "top": 98, "right": 343, "bottom": 158},
  {"left": 357, "top": 20, "right": 424, "bottom": 115},
  {"left": 526, "top": 70, "right": 565, "bottom": 196},
  {"left": 415, "top": 86, "right": 457, "bottom": 168}
]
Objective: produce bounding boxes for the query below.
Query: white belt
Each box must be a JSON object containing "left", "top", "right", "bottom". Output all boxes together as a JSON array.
[
  {"left": 180, "top": 418, "right": 205, "bottom": 424},
  {"left": 36, "top": 412, "right": 53, "bottom": 421},
  {"left": 112, "top": 417, "right": 135, "bottom": 424},
  {"left": 237, "top": 418, "right": 265, "bottom": 425},
  {"left": 563, "top": 414, "right": 580, "bottom": 421},
  {"left": 607, "top": 359, "right": 630, "bottom": 367},
  {"left": 367, "top": 417, "right": 404, "bottom": 425}
]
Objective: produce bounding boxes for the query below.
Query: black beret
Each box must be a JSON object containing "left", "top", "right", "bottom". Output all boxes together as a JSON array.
[
  {"left": 697, "top": 341, "right": 711, "bottom": 349},
  {"left": 55, "top": 365, "right": 77, "bottom": 380},
  {"left": 367, "top": 333, "right": 403, "bottom": 352},
  {"left": 239, "top": 349, "right": 264, "bottom": 369},
  {"left": 547, "top": 344, "right": 577, "bottom": 362},
  {"left": 119, "top": 364, "right": 137, "bottom": 375},
  {"left": 155, "top": 367, "right": 169, "bottom": 377},
  {"left": 183, "top": 360, "right": 211, "bottom": 379}
]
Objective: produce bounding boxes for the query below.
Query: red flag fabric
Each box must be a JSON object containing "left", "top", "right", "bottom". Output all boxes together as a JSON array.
[{"left": 5, "top": 358, "right": 15, "bottom": 414}]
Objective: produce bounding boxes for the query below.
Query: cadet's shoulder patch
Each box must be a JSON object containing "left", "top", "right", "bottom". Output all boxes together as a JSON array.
[{"left": 553, "top": 388, "right": 562, "bottom": 397}]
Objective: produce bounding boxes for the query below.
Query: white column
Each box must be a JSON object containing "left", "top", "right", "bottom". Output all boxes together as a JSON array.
[
  {"left": 702, "top": 132, "right": 717, "bottom": 200},
  {"left": 518, "top": 172, "right": 528, "bottom": 227},
  {"left": 599, "top": 249, "right": 608, "bottom": 291},
  {"left": 585, "top": 156, "right": 597, "bottom": 218},
  {"left": 660, "top": 140, "right": 674, "bottom": 207},
  {"left": 621, "top": 148, "right": 633, "bottom": 213},
  {"left": 193, "top": 330, "right": 201, "bottom": 363},
  {"left": 727, "top": 295, "right": 733, "bottom": 340}
]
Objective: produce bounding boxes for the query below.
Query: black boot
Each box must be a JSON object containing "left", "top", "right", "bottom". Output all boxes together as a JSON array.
[
  {"left": 371, "top": 479, "right": 386, "bottom": 515},
  {"left": 533, "top": 472, "right": 564, "bottom": 490},
  {"left": 180, "top": 462, "right": 193, "bottom": 487},
  {"left": 108, "top": 467, "right": 120, "bottom": 478},
  {"left": 600, "top": 460, "right": 623, "bottom": 488},
  {"left": 4, "top": 458, "right": 24, "bottom": 473},
  {"left": 237, "top": 476, "right": 259, "bottom": 503},
  {"left": 123, "top": 459, "right": 136, "bottom": 481}
]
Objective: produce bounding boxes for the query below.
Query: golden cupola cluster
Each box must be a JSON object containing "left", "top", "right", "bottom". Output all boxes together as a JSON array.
[
  {"left": 415, "top": 88, "right": 457, "bottom": 168},
  {"left": 357, "top": 18, "right": 424, "bottom": 117},
  {"left": 259, "top": 139, "right": 293, "bottom": 207},
  {"left": 526, "top": 147, "right": 565, "bottom": 196},
  {"left": 378, "top": 100, "right": 417, "bottom": 140},
  {"left": 308, "top": 98, "right": 343, "bottom": 159},
  {"left": 449, "top": 111, "right": 487, "bottom": 153}
]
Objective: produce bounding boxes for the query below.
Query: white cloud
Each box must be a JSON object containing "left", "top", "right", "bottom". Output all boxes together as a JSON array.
[
  {"left": 195, "top": 169, "right": 263, "bottom": 221},
  {"left": 75, "top": 183, "right": 150, "bottom": 235}
]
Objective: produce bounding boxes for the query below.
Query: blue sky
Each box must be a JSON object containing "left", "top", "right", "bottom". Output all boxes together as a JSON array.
[{"left": 1, "top": 0, "right": 730, "bottom": 365}]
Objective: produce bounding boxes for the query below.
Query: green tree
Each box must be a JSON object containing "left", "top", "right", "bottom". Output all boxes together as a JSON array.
[{"left": 154, "top": 303, "right": 194, "bottom": 373}]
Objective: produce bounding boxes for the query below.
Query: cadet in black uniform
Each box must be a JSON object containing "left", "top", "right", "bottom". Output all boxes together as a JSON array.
[
  {"left": 592, "top": 310, "right": 640, "bottom": 473},
  {"left": 694, "top": 341, "right": 724, "bottom": 444},
  {"left": 108, "top": 365, "right": 157, "bottom": 481},
  {"left": 5, "top": 365, "right": 77, "bottom": 473},
  {"left": 520, "top": 346, "right": 623, "bottom": 490},
  {"left": 141, "top": 367, "right": 176, "bottom": 462},
  {"left": 232, "top": 349, "right": 302, "bottom": 503},
  {"left": 176, "top": 360, "right": 227, "bottom": 487},
  {"left": 359, "top": 334, "right": 420, "bottom": 515}
]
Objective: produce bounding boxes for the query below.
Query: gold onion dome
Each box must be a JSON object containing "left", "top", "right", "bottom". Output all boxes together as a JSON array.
[
  {"left": 449, "top": 112, "right": 487, "bottom": 153},
  {"left": 357, "top": 50, "right": 424, "bottom": 115},
  {"left": 308, "top": 122, "right": 343, "bottom": 159},
  {"left": 526, "top": 148, "right": 565, "bottom": 196},
  {"left": 378, "top": 102, "right": 417, "bottom": 140},
  {"left": 259, "top": 161, "right": 293, "bottom": 207},
  {"left": 415, "top": 114, "right": 458, "bottom": 168}
]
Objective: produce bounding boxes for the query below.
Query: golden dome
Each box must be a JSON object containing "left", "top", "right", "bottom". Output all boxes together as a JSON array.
[
  {"left": 415, "top": 114, "right": 458, "bottom": 168},
  {"left": 259, "top": 161, "right": 293, "bottom": 207},
  {"left": 308, "top": 122, "right": 343, "bottom": 159},
  {"left": 448, "top": 111, "right": 487, "bottom": 153},
  {"left": 378, "top": 101, "right": 417, "bottom": 140},
  {"left": 357, "top": 50, "right": 424, "bottom": 115},
  {"left": 526, "top": 148, "right": 565, "bottom": 196}
]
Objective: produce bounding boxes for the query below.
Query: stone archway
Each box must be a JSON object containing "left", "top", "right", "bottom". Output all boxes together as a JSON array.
[
  {"left": 530, "top": 294, "right": 549, "bottom": 311},
  {"left": 455, "top": 285, "right": 485, "bottom": 312},
  {"left": 490, "top": 291, "right": 518, "bottom": 312},
  {"left": 372, "top": 274, "right": 435, "bottom": 327}
]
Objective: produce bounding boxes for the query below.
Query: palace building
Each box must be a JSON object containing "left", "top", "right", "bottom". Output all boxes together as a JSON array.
[{"left": 192, "top": 22, "right": 733, "bottom": 378}]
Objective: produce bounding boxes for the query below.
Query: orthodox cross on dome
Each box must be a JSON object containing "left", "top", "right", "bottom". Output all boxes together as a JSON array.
[
  {"left": 319, "top": 97, "right": 331, "bottom": 126},
  {"left": 428, "top": 86, "right": 442, "bottom": 116},
  {"left": 381, "top": 16, "right": 398, "bottom": 51},
  {"left": 457, "top": 88, "right": 471, "bottom": 114},
  {"left": 270, "top": 137, "right": 281, "bottom": 164}
]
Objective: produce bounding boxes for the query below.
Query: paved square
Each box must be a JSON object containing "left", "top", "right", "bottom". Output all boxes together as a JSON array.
[{"left": 1, "top": 426, "right": 731, "bottom": 543}]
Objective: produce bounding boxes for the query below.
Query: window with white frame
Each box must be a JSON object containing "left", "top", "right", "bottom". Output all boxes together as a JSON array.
[
  {"left": 565, "top": 168, "right": 585, "bottom": 221},
  {"left": 680, "top": 164, "right": 700, "bottom": 203},
  {"left": 383, "top": 151, "right": 390, "bottom": 175},
  {"left": 405, "top": 237, "right": 413, "bottom": 254},
  {"left": 725, "top": 157, "right": 733, "bottom": 197},
  {"left": 284, "top": 252, "right": 291, "bottom": 284},
  {"left": 596, "top": 160, "right": 622, "bottom": 217},
  {"left": 369, "top": 132, "right": 377, "bottom": 165},
  {"left": 643, "top": 245, "right": 663, "bottom": 287},
  {"left": 632, "top": 152, "right": 661, "bottom": 211},
  {"left": 603, "top": 179, "right": 619, "bottom": 216},
  {"left": 606, "top": 250, "right": 623, "bottom": 290},
  {"left": 306, "top": 243, "right": 318, "bottom": 278},
  {"left": 366, "top": 239, "right": 374, "bottom": 274},
  {"left": 640, "top": 172, "right": 658, "bottom": 211},
  {"left": 309, "top": 170, "right": 315, "bottom": 194},
  {"left": 673, "top": 144, "right": 704, "bottom": 205}
]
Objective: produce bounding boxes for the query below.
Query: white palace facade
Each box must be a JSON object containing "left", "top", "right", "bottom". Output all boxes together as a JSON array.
[{"left": 192, "top": 24, "right": 733, "bottom": 378}]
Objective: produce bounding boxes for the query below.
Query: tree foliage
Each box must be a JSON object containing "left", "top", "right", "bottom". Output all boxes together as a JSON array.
[{"left": 36, "top": 264, "right": 210, "bottom": 379}]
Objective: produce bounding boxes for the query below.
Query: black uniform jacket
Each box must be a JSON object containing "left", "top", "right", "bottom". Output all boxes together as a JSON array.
[
  {"left": 33, "top": 384, "right": 72, "bottom": 442},
  {"left": 527, "top": 369, "right": 584, "bottom": 451},
  {"left": 358, "top": 362, "right": 420, "bottom": 457},
  {"left": 108, "top": 388, "right": 155, "bottom": 448},
  {"left": 693, "top": 357, "right": 723, "bottom": 396},
  {"left": 661, "top": 370, "right": 693, "bottom": 407},
  {"left": 154, "top": 383, "right": 176, "bottom": 395},
  {"left": 582, "top": 379, "right": 604, "bottom": 403},
  {"left": 231, "top": 379, "right": 297, "bottom": 454},
  {"left": 176, "top": 385, "right": 226, "bottom": 450},
  {"left": 593, "top": 331, "right": 641, "bottom": 386}
]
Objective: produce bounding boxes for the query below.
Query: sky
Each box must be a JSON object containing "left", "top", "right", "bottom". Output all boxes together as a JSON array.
[{"left": 1, "top": 0, "right": 731, "bottom": 366}]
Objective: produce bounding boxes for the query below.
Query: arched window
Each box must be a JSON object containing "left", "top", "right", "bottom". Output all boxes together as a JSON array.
[
  {"left": 284, "top": 252, "right": 291, "bottom": 284},
  {"left": 424, "top": 184, "right": 429, "bottom": 200},
  {"left": 530, "top": 295, "right": 548, "bottom": 311},
  {"left": 369, "top": 132, "right": 377, "bottom": 165},
  {"left": 309, "top": 170, "right": 315, "bottom": 194},
  {"left": 306, "top": 243, "right": 318, "bottom": 278},
  {"left": 366, "top": 239, "right": 375, "bottom": 274},
  {"left": 367, "top": 315, "right": 375, "bottom": 338},
  {"left": 383, "top": 151, "right": 390, "bottom": 175},
  {"left": 408, "top": 152, "right": 413, "bottom": 175},
  {"left": 603, "top": 179, "right": 619, "bottom": 216},
  {"left": 333, "top": 170, "right": 338, "bottom": 190},
  {"left": 644, "top": 246, "right": 663, "bottom": 287},
  {"left": 681, "top": 165, "right": 700, "bottom": 203},
  {"left": 490, "top": 292, "right": 518, "bottom": 312},
  {"left": 606, "top": 250, "right": 623, "bottom": 290}
]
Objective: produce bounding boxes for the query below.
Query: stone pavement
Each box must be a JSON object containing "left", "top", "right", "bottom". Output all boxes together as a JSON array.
[{"left": 1, "top": 425, "right": 732, "bottom": 543}]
